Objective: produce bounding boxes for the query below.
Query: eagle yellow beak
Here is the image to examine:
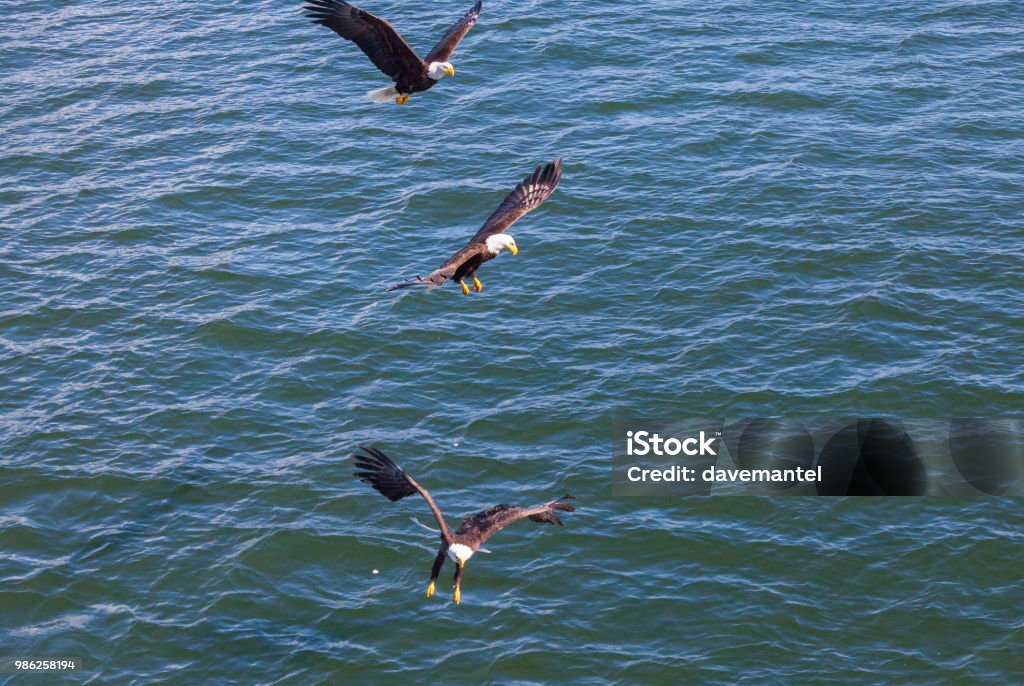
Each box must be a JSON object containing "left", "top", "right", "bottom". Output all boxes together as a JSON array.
[
  {"left": 444, "top": 65, "right": 455, "bottom": 77},
  {"left": 457, "top": 558, "right": 465, "bottom": 569},
  {"left": 508, "top": 243, "right": 518, "bottom": 256}
]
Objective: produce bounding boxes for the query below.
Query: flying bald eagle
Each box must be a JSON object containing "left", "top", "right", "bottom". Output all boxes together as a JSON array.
[
  {"left": 303, "top": 0, "right": 482, "bottom": 105},
  {"left": 352, "top": 446, "right": 576, "bottom": 605},
  {"left": 386, "top": 158, "right": 563, "bottom": 295}
]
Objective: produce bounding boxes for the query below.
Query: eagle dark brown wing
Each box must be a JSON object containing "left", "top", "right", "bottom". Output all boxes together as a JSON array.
[
  {"left": 454, "top": 495, "right": 576, "bottom": 549},
  {"left": 470, "top": 158, "right": 563, "bottom": 243},
  {"left": 352, "top": 446, "right": 453, "bottom": 541},
  {"left": 424, "top": 0, "right": 483, "bottom": 64},
  {"left": 436, "top": 241, "right": 488, "bottom": 274},
  {"left": 304, "top": 0, "right": 424, "bottom": 81}
]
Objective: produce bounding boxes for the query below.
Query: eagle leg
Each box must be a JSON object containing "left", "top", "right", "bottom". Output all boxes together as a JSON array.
[
  {"left": 472, "top": 276, "right": 483, "bottom": 293},
  {"left": 395, "top": 93, "right": 410, "bottom": 105},
  {"left": 459, "top": 280, "right": 470, "bottom": 296},
  {"left": 453, "top": 563, "right": 464, "bottom": 605},
  {"left": 427, "top": 546, "right": 446, "bottom": 599}
]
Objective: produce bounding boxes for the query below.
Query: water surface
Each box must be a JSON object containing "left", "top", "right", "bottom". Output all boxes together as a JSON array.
[{"left": 2, "top": 0, "right": 1023, "bottom": 683}]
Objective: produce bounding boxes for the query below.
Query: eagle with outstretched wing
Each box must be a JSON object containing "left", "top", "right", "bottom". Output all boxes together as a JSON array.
[
  {"left": 387, "top": 158, "right": 564, "bottom": 295},
  {"left": 352, "top": 446, "right": 576, "bottom": 605},
  {"left": 303, "top": 0, "right": 482, "bottom": 104}
]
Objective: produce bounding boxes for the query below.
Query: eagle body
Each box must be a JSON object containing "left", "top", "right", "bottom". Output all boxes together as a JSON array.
[
  {"left": 304, "top": 0, "right": 482, "bottom": 104},
  {"left": 351, "top": 446, "right": 576, "bottom": 604},
  {"left": 446, "top": 242, "right": 493, "bottom": 284}
]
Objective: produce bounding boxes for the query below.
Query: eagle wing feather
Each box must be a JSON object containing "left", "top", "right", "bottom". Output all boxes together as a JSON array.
[
  {"left": 471, "top": 158, "right": 563, "bottom": 242},
  {"left": 455, "top": 495, "right": 576, "bottom": 548},
  {"left": 352, "top": 446, "right": 453, "bottom": 541},
  {"left": 305, "top": 0, "right": 424, "bottom": 81},
  {"left": 424, "top": 0, "right": 483, "bottom": 64}
]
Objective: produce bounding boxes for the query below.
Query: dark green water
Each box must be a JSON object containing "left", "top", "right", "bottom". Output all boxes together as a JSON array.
[{"left": 2, "top": 0, "right": 1023, "bottom": 683}]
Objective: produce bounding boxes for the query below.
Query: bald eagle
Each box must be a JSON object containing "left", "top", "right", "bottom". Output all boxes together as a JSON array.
[
  {"left": 352, "top": 446, "right": 576, "bottom": 605},
  {"left": 387, "top": 158, "right": 563, "bottom": 295},
  {"left": 303, "top": 0, "right": 482, "bottom": 105}
]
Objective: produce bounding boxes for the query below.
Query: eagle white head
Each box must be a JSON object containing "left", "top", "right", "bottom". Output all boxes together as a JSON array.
[
  {"left": 427, "top": 61, "right": 456, "bottom": 80},
  {"left": 485, "top": 233, "right": 518, "bottom": 256},
  {"left": 447, "top": 543, "right": 474, "bottom": 567}
]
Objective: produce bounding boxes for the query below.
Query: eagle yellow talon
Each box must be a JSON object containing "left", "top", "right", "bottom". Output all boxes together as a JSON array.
[
  {"left": 453, "top": 587, "right": 461, "bottom": 605},
  {"left": 472, "top": 277, "right": 482, "bottom": 292},
  {"left": 394, "top": 93, "right": 410, "bottom": 105},
  {"left": 426, "top": 581, "right": 435, "bottom": 598},
  {"left": 460, "top": 281, "right": 470, "bottom": 296}
]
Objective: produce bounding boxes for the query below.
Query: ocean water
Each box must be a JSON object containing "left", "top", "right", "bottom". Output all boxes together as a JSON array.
[{"left": 2, "top": 0, "right": 1023, "bottom": 682}]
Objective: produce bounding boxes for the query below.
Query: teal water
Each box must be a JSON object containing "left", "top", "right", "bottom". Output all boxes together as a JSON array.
[{"left": 2, "top": 0, "right": 1023, "bottom": 683}]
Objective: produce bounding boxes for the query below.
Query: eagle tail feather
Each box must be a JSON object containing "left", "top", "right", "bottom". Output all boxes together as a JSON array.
[
  {"left": 411, "top": 516, "right": 441, "bottom": 534},
  {"left": 367, "top": 85, "right": 399, "bottom": 103}
]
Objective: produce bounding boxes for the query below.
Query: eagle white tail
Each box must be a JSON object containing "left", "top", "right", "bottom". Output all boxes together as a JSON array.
[
  {"left": 411, "top": 517, "right": 439, "bottom": 534},
  {"left": 367, "top": 86, "right": 399, "bottom": 104}
]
